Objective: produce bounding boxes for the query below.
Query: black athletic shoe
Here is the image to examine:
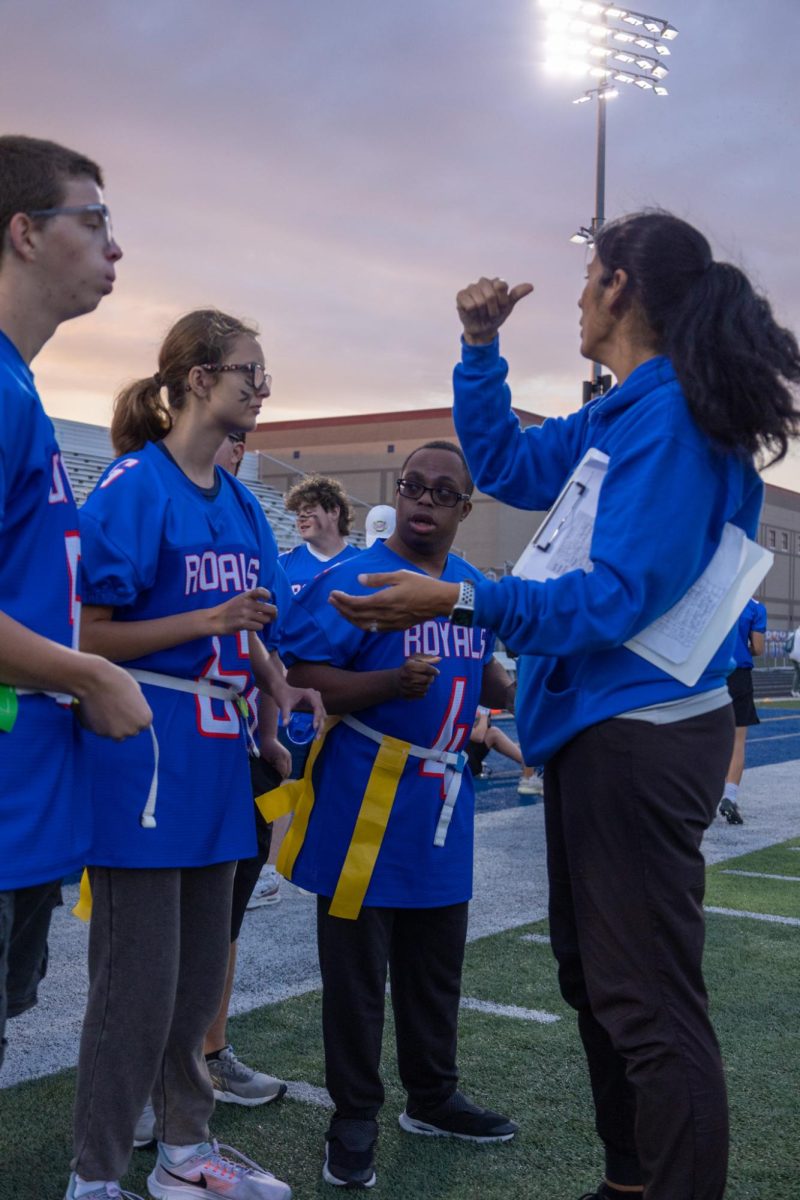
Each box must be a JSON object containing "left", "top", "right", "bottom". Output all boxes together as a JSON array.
[
  {"left": 719, "top": 797, "right": 744, "bottom": 825},
  {"left": 399, "top": 1090, "right": 518, "bottom": 1143},
  {"left": 322, "top": 1117, "right": 377, "bottom": 1189}
]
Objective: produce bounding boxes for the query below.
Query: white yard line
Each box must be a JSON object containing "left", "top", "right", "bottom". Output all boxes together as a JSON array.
[
  {"left": 705, "top": 906, "right": 800, "bottom": 927},
  {"left": 520, "top": 933, "right": 551, "bottom": 945},
  {"left": 720, "top": 869, "right": 800, "bottom": 882},
  {"left": 460, "top": 997, "right": 560, "bottom": 1024}
]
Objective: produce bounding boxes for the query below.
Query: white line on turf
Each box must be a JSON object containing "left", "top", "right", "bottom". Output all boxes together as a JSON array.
[
  {"left": 460, "top": 996, "right": 560, "bottom": 1024},
  {"left": 521, "top": 933, "right": 552, "bottom": 945},
  {"left": 705, "top": 906, "right": 800, "bottom": 927},
  {"left": 721, "top": 869, "right": 800, "bottom": 882},
  {"left": 285, "top": 1081, "right": 334, "bottom": 1108}
]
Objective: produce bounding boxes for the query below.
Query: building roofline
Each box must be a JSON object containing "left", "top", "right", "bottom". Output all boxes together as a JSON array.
[{"left": 259, "top": 406, "right": 541, "bottom": 433}]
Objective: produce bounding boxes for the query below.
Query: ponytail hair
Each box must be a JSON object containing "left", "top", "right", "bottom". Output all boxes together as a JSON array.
[
  {"left": 594, "top": 211, "right": 800, "bottom": 464},
  {"left": 110, "top": 308, "right": 259, "bottom": 455}
]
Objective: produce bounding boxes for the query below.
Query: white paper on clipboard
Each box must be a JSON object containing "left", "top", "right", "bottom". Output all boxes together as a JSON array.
[
  {"left": 512, "top": 448, "right": 610, "bottom": 583},
  {"left": 624, "top": 525, "right": 773, "bottom": 686},
  {"left": 511, "top": 446, "right": 773, "bottom": 687}
]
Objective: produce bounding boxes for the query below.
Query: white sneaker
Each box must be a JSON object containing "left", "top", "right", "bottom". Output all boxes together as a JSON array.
[
  {"left": 134, "top": 1102, "right": 157, "bottom": 1148},
  {"left": 147, "top": 1141, "right": 291, "bottom": 1199},
  {"left": 206, "top": 1045, "right": 287, "bottom": 1107},
  {"left": 247, "top": 867, "right": 281, "bottom": 910},
  {"left": 517, "top": 775, "right": 543, "bottom": 796},
  {"left": 65, "top": 1175, "right": 144, "bottom": 1200}
]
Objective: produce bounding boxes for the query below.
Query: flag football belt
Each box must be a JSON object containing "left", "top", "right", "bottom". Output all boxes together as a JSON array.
[
  {"left": 256, "top": 713, "right": 468, "bottom": 920},
  {"left": 72, "top": 668, "right": 251, "bottom": 922}
]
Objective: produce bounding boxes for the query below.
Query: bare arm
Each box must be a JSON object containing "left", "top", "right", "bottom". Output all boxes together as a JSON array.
[
  {"left": 0, "top": 610, "right": 152, "bottom": 739},
  {"left": 749, "top": 630, "right": 765, "bottom": 657},
  {"left": 479, "top": 656, "right": 516, "bottom": 712},
  {"left": 80, "top": 589, "right": 278, "bottom": 662},
  {"left": 287, "top": 655, "right": 440, "bottom": 715}
]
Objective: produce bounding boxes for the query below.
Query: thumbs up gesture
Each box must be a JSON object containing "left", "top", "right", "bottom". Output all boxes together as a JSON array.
[{"left": 456, "top": 276, "right": 534, "bottom": 346}]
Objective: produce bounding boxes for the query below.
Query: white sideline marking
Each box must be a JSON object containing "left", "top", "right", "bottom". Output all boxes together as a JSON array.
[
  {"left": 705, "top": 906, "right": 800, "bottom": 927},
  {"left": 747, "top": 732, "right": 800, "bottom": 743},
  {"left": 460, "top": 996, "right": 560, "bottom": 1024},
  {"left": 721, "top": 869, "right": 800, "bottom": 882},
  {"left": 285, "top": 1080, "right": 334, "bottom": 1108},
  {"left": 521, "top": 933, "right": 551, "bottom": 945}
]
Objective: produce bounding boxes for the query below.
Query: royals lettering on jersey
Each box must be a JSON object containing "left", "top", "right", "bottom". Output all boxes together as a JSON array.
[
  {"left": 403, "top": 621, "right": 487, "bottom": 661},
  {"left": 184, "top": 551, "right": 260, "bottom": 595},
  {"left": 279, "top": 540, "right": 495, "bottom": 908}
]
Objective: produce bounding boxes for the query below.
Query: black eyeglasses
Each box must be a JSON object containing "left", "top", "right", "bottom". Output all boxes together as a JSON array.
[
  {"left": 226, "top": 433, "right": 246, "bottom": 445},
  {"left": 200, "top": 363, "right": 272, "bottom": 393},
  {"left": 396, "top": 478, "right": 470, "bottom": 508},
  {"left": 27, "top": 203, "right": 115, "bottom": 246}
]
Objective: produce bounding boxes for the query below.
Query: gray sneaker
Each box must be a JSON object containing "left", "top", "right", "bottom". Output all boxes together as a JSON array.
[
  {"left": 147, "top": 1140, "right": 291, "bottom": 1200},
  {"left": 64, "top": 1174, "right": 144, "bottom": 1200},
  {"left": 206, "top": 1045, "right": 287, "bottom": 1107},
  {"left": 134, "top": 1101, "right": 157, "bottom": 1148}
]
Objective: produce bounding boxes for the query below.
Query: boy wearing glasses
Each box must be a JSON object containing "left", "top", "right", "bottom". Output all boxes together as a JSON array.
[
  {"left": 278, "top": 440, "right": 518, "bottom": 1189},
  {"left": 281, "top": 474, "right": 360, "bottom": 596},
  {"left": 0, "top": 135, "right": 150, "bottom": 1078}
]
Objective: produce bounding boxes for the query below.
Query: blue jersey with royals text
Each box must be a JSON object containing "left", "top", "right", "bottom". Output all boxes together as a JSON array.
[
  {"left": 279, "top": 542, "right": 360, "bottom": 595},
  {"left": 0, "top": 330, "right": 87, "bottom": 889},
  {"left": 731, "top": 598, "right": 767, "bottom": 669},
  {"left": 280, "top": 541, "right": 494, "bottom": 906},
  {"left": 79, "top": 440, "right": 290, "bottom": 868}
]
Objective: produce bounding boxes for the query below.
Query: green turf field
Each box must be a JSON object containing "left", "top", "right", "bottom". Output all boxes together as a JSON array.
[{"left": 1, "top": 840, "right": 798, "bottom": 1200}]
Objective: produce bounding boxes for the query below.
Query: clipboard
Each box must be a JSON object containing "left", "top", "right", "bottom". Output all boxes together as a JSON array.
[
  {"left": 511, "top": 446, "right": 773, "bottom": 686},
  {"left": 512, "top": 448, "right": 609, "bottom": 583}
]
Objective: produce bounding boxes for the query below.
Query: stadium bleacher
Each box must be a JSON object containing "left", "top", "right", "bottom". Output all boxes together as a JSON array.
[{"left": 52, "top": 418, "right": 365, "bottom": 553}]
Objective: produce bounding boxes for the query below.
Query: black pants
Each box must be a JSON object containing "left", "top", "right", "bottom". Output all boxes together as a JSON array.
[
  {"left": 228, "top": 756, "right": 280, "bottom": 941},
  {"left": 317, "top": 896, "right": 468, "bottom": 1120},
  {"left": 545, "top": 707, "right": 734, "bottom": 1200},
  {"left": 0, "top": 879, "right": 62, "bottom": 1070}
]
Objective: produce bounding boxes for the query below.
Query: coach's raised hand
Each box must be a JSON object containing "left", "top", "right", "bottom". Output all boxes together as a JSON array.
[{"left": 456, "top": 277, "right": 534, "bottom": 346}]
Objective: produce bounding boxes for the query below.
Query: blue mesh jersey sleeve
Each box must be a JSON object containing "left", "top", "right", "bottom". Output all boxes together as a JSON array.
[
  {"left": 751, "top": 600, "right": 768, "bottom": 634},
  {"left": 80, "top": 455, "right": 165, "bottom": 606}
]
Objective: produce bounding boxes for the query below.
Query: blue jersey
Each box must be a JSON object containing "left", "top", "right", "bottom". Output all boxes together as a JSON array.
[
  {"left": 280, "top": 541, "right": 495, "bottom": 907},
  {"left": 454, "top": 343, "right": 764, "bottom": 764},
  {"left": 279, "top": 542, "right": 360, "bottom": 595},
  {"left": 0, "top": 330, "right": 86, "bottom": 889},
  {"left": 79, "top": 441, "right": 289, "bottom": 868},
  {"left": 731, "top": 599, "right": 767, "bottom": 669}
]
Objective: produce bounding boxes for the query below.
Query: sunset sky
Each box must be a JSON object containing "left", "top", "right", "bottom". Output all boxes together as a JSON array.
[{"left": 3, "top": 0, "right": 799, "bottom": 490}]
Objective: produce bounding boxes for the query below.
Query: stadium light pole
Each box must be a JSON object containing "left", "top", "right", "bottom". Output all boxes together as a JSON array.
[{"left": 539, "top": 0, "right": 678, "bottom": 402}]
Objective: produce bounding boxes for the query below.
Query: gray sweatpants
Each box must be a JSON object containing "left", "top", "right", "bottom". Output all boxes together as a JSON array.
[{"left": 72, "top": 863, "right": 235, "bottom": 1181}]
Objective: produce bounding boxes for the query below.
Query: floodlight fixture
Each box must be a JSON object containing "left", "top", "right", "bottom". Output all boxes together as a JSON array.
[{"left": 570, "top": 225, "right": 595, "bottom": 244}]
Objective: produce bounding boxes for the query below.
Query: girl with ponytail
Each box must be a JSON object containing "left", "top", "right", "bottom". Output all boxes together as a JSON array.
[
  {"left": 324, "top": 211, "right": 800, "bottom": 1200},
  {"left": 66, "top": 309, "right": 323, "bottom": 1200}
]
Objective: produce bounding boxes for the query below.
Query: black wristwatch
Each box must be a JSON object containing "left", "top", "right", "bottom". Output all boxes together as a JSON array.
[{"left": 450, "top": 580, "right": 476, "bottom": 627}]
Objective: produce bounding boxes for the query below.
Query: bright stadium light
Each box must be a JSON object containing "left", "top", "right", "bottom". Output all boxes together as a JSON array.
[{"left": 538, "top": 0, "right": 678, "bottom": 402}]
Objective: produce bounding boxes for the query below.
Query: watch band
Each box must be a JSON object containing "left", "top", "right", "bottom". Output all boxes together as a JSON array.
[{"left": 450, "top": 579, "right": 476, "bottom": 627}]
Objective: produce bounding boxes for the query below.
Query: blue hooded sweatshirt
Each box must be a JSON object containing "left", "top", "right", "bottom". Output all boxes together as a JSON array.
[{"left": 453, "top": 338, "right": 764, "bottom": 764}]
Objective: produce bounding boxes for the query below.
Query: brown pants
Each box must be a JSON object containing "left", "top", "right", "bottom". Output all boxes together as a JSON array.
[
  {"left": 545, "top": 707, "right": 734, "bottom": 1200},
  {"left": 72, "top": 863, "right": 235, "bottom": 1181}
]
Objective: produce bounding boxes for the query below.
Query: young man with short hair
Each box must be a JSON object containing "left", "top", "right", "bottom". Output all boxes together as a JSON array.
[
  {"left": 0, "top": 134, "right": 151, "bottom": 1078},
  {"left": 279, "top": 440, "right": 518, "bottom": 1189}
]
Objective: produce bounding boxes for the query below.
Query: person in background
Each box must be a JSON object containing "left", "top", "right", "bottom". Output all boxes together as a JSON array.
[
  {"left": 786, "top": 624, "right": 800, "bottom": 697},
  {"left": 719, "top": 596, "right": 767, "bottom": 824},
  {"left": 0, "top": 134, "right": 151, "bottom": 1077},
  {"left": 328, "top": 212, "right": 800, "bottom": 1200},
  {"left": 364, "top": 503, "right": 396, "bottom": 548},
  {"left": 467, "top": 706, "right": 541, "bottom": 795},
  {"left": 280, "top": 474, "right": 360, "bottom": 595},
  {"left": 248, "top": 475, "right": 362, "bottom": 909}
]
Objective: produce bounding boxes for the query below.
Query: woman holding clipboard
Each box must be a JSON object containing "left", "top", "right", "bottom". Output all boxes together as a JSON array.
[{"left": 327, "top": 211, "right": 800, "bottom": 1200}]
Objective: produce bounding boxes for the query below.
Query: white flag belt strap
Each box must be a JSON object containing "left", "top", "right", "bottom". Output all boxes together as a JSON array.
[
  {"left": 15, "top": 687, "right": 74, "bottom": 704},
  {"left": 341, "top": 713, "right": 467, "bottom": 848},
  {"left": 127, "top": 668, "right": 252, "bottom": 829}
]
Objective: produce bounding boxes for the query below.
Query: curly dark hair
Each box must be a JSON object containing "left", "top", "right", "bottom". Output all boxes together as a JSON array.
[{"left": 284, "top": 474, "right": 353, "bottom": 536}]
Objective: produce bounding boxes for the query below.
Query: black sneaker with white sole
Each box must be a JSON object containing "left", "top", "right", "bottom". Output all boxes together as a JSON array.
[
  {"left": 322, "top": 1117, "right": 377, "bottom": 1189},
  {"left": 399, "top": 1090, "right": 518, "bottom": 1143}
]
